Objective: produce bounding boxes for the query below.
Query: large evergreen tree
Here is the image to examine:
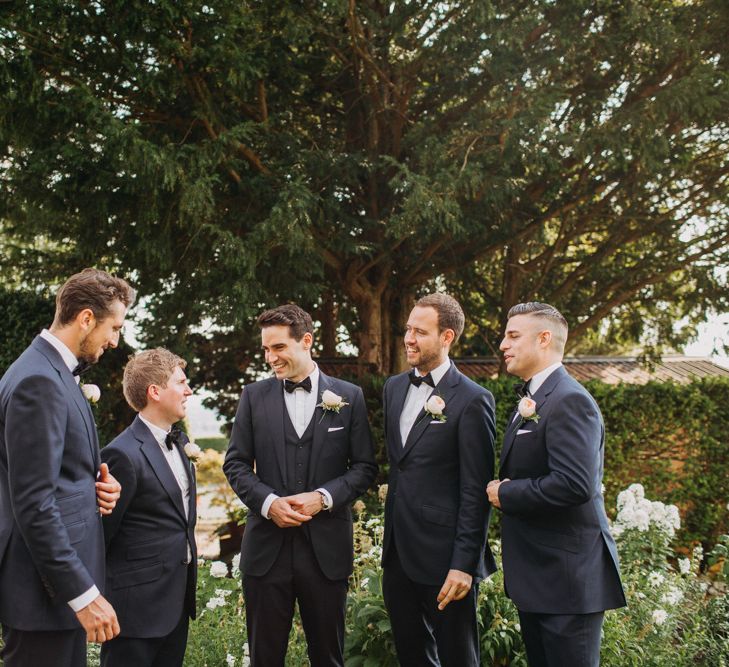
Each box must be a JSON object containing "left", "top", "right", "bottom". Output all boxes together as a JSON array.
[{"left": 1, "top": 1, "right": 727, "bottom": 413}]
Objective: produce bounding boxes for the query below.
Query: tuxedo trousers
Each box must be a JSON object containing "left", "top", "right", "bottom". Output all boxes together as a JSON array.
[
  {"left": 242, "top": 528, "right": 348, "bottom": 667},
  {"left": 517, "top": 609, "right": 604, "bottom": 667},
  {"left": 1, "top": 624, "right": 86, "bottom": 667},
  {"left": 383, "top": 542, "right": 480, "bottom": 667}
]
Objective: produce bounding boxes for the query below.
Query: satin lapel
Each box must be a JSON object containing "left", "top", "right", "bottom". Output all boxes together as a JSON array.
[
  {"left": 308, "top": 372, "right": 333, "bottom": 485},
  {"left": 175, "top": 437, "right": 197, "bottom": 524},
  {"left": 34, "top": 338, "right": 100, "bottom": 468},
  {"left": 262, "top": 380, "right": 288, "bottom": 487},
  {"left": 499, "top": 407, "right": 522, "bottom": 470},
  {"left": 388, "top": 373, "right": 410, "bottom": 463},
  {"left": 402, "top": 363, "right": 461, "bottom": 459},
  {"left": 136, "top": 418, "right": 187, "bottom": 521}
]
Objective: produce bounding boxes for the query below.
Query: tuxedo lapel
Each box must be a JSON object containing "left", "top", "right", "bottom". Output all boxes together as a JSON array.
[
  {"left": 308, "top": 372, "right": 333, "bottom": 484},
  {"left": 262, "top": 380, "right": 288, "bottom": 487},
  {"left": 34, "top": 337, "right": 100, "bottom": 469},
  {"left": 387, "top": 373, "right": 410, "bottom": 462},
  {"left": 135, "top": 418, "right": 187, "bottom": 521},
  {"left": 174, "top": 438, "right": 197, "bottom": 524},
  {"left": 500, "top": 366, "right": 569, "bottom": 470},
  {"left": 401, "top": 363, "right": 461, "bottom": 459}
]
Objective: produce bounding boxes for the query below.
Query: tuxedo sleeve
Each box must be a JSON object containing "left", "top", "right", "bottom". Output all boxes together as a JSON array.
[
  {"left": 101, "top": 445, "right": 137, "bottom": 548},
  {"left": 223, "top": 388, "right": 278, "bottom": 517},
  {"left": 318, "top": 387, "right": 377, "bottom": 509},
  {"left": 5, "top": 374, "right": 96, "bottom": 603},
  {"left": 499, "top": 390, "right": 600, "bottom": 515},
  {"left": 450, "top": 390, "right": 495, "bottom": 574}
]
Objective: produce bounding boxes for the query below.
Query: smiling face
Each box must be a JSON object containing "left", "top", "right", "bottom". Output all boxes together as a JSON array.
[
  {"left": 261, "top": 325, "right": 314, "bottom": 383},
  {"left": 404, "top": 305, "right": 453, "bottom": 373},
  {"left": 153, "top": 365, "right": 193, "bottom": 425},
  {"left": 499, "top": 313, "right": 556, "bottom": 380},
  {"left": 78, "top": 299, "right": 127, "bottom": 364}
]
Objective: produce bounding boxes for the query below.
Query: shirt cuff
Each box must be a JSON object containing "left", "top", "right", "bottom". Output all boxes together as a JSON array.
[
  {"left": 68, "top": 585, "right": 100, "bottom": 612},
  {"left": 261, "top": 493, "right": 279, "bottom": 519},
  {"left": 316, "top": 487, "right": 333, "bottom": 511}
]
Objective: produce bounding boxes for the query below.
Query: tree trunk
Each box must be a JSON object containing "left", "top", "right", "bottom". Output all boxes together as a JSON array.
[{"left": 316, "top": 290, "right": 338, "bottom": 357}]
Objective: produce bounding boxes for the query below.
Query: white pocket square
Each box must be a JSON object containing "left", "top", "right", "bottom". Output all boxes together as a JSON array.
[
  {"left": 430, "top": 420, "right": 446, "bottom": 425},
  {"left": 516, "top": 429, "right": 531, "bottom": 435},
  {"left": 328, "top": 426, "right": 344, "bottom": 432}
]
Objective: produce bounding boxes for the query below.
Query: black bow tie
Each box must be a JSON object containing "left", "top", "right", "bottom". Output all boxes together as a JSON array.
[
  {"left": 72, "top": 360, "right": 92, "bottom": 377},
  {"left": 284, "top": 376, "right": 312, "bottom": 393},
  {"left": 515, "top": 380, "right": 531, "bottom": 398},
  {"left": 165, "top": 428, "right": 182, "bottom": 451},
  {"left": 408, "top": 371, "right": 435, "bottom": 389}
]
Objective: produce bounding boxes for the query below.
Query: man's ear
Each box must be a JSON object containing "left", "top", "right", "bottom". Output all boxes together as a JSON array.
[
  {"left": 302, "top": 331, "right": 314, "bottom": 351},
  {"left": 441, "top": 328, "right": 455, "bottom": 348},
  {"left": 147, "top": 383, "right": 160, "bottom": 404},
  {"left": 76, "top": 308, "right": 96, "bottom": 331},
  {"left": 537, "top": 329, "right": 553, "bottom": 348}
]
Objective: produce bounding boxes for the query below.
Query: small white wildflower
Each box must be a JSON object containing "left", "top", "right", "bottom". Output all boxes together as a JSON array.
[
  {"left": 652, "top": 609, "right": 668, "bottom": 626},
  {"left": 635, "top": 591, "right": 646, "bottom": 599},
  {"left": 361, "top": 577, "right": 370, "bottom": 590},
  {"left": 226, "top": 654, "right": 236, "bottom": 667},
  {"left": 215, "top": 588, "right": 233, "bottom": 597},
  {"left": 648, "top": 571, "right": 665, "bottom": 587},
  {"left": 661, "top": 587, "right": 683, "bottom": 606},
  {"left": 678, "top": 558, "right": 691, "bottom": 575},
  {"left": 210, "top": 561, "right": 228, "bottom": 578},
  {"left": 205, "top": 596, "right": 226, "bottom": 610}
]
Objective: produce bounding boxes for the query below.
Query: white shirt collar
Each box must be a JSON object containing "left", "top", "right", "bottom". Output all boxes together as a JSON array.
[
  {"left": 138, "top": 414, "right": 170, "bottom": 448},
  {"left": 415, "top": 357, "right": 451, "bottom": 387},
  {"left": 528, "top": 361, "right": 563, "bottom": 396},
  {"left": 40, "top": 329, "right": 79, "bottom": 374}
]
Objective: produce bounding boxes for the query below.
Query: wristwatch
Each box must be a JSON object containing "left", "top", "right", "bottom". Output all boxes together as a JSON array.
[{"left": 318, "top": 490, "right": 331, "bottom": 510}]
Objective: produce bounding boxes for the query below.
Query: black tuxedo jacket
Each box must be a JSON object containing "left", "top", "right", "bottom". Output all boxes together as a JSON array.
[
  {"left": 0, "top": 336, "right": 105, "bottom": 631},
  {"left": 499, "top": 365, "right": 626, "bottom": 614},
  {"left": 382, "top": 362, "right": 497, "bottom": 585},
  {"left": 223, "top": 372, "right": 377, "bottom": 580},
  {"left": 101, "top": 416, "right": 197, "bottom": 638}
]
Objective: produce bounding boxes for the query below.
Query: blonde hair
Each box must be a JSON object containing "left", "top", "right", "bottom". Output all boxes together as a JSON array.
[{"left": 123, "top": 348, "right": 187, "bottom": 412}]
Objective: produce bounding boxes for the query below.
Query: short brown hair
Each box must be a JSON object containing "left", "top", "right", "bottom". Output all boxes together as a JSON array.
[
  {"left": 256, "top": 304, "right": 313, "bottom": 341},
  {"left": 55, "top": 268, "right": 136, "bottom": 326},
  {"left": 123, "top": 348, "right": 187, "bottom": 412},
  {"left": 507, "top": 302, "right": 569, "bottom": 350},
  {"left": 415, "top": 293, "right": 465, "bottom": 343}
]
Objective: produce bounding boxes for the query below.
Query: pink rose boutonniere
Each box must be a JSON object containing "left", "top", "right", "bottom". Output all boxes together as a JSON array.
[{"left": 517, "top": 396, "right": 539, "bottom": 425}]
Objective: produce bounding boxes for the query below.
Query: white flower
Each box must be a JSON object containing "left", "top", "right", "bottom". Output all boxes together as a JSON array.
[
  {"left": 215, "top": 588, "right": 233, "bottom": 597},
  {"left": 184, "top": 441, "right": 202, "bottom": 461},
  {"left": 210, "top": 561, "right": 228, "bottom": 578},
  {"left": 425, "top": 394, "right": 446, "bottom": 420},
  {"left": 226, "top": 654, "right": 237, "bottom": 667},
  {"left": 652, "top": 609, "right": 668, "bottom": 626},
  {"left": 678, "top": 558, "right": 691, "bottom": 575},
  {"left": 361, "top": 577, "right": 370, "bottom": 590},
  {"left": 317, "top": 390, "right": 349, "bottom": 415},
  {"left": 205, "top": 596, "right": 226, "bottom": 610},
  {"left": 648, "top": 571, "right": 665, "bottom": 587},
  {"left": 377, "top": 484, "right": 388, "bottom": 503},
  {"left": 517, "top": 396, "right": 538, "bottom": 420},
  {"left": 81, "top": 383, "right": 101, "bottom": 403},
  {"left": 661, "top": 587, "right": 683, "bottom": 605},
  {"left": 231, "top": 552, "right": 241, "bottom": 577}
]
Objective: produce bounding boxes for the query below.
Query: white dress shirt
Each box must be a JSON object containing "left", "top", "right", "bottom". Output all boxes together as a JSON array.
[
  {"left": 261, "top": 364, "right": 333, "bottom": 519},
  {"left": 399, "top": 357, "right": 451, "bottom": 446},
  {"left": 528, "top": 362, "right": 563, "bottom": 395},
  {"left": 40, "top": 329, "right": 101, "bottom": 611},
  {"left": 138, "top": 415, "right": 192, "bottom": 563}
]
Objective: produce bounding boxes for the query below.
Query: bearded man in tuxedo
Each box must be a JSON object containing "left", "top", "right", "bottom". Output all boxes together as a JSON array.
[
  {"left": 0, "top": 268, "right": 135, "bottom": 667},
  {"left": 381, "top": 293, "right": 497, "bottom": 667}
]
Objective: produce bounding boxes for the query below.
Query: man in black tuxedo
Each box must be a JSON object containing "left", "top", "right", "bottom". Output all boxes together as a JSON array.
[
  {"left": 382, "top": 293, "right": 496, "bottom": 667},
  {"left": 100, "top": 348, "right": 197, "bottom": 667},
  {"left": 488, "top": 302, "right": 626, "bottom": 667},
  {"left": 224, "top": 304, "right": 377, "bottom": 667},
  {"left": 0, "top": 268, "right": 135, "bottom": 667}
]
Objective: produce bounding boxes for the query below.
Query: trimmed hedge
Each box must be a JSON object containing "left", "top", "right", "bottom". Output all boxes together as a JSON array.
[{"left": 352, "top": 373, "right": 729, "bottom": 548}]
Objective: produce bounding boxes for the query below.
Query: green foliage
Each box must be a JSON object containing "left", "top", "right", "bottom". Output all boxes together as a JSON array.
[
  {"left": 195, "top": 437, "right": 228, "bottom": 452},
  {"left": 1, "top": 0, "right": 727, "bottom": 384},
  {"left": 0, "top": 287, "right": 135, "bottom": 445}
]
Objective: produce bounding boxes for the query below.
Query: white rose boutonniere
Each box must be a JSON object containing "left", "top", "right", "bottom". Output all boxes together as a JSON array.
[
  {"left": 424, "top": 394, "right": 446, "bottom": 422},
  {"left": 81, "top": 383, "right": 101, "bottom": 403},
  {"left": 184, "top": 441, "right": 202, "bottom": 462},
  {"left": 317, "top": 390, "right": 349, "bottom": 422},
  {"left": 517, "top": 396, "right": 539, "bottom": 424}
]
